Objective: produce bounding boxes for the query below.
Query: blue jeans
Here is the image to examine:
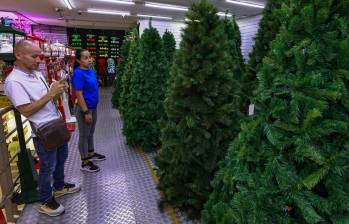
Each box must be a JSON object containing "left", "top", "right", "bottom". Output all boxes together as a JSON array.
[{"left": 33, "top": 138, "right": 68, "bottom": 203}]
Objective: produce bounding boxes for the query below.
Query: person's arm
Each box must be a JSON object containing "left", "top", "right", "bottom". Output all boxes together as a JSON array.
[
  {"left": 76, "top": 90, "right": 93, "bottom": 124},
  {"left": 75, "top": 90, "right": 88, "bottom": 113},
  {"left": 8, "top": 81, "right": 67, "bottom": 117}
]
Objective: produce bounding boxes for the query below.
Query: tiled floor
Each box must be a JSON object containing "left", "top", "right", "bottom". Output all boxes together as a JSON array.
[{"left": 16, "top": 88, "right": 197, "bottom": 224}]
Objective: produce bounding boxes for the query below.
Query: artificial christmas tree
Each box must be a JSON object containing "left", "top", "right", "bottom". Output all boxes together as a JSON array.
[
  {"left": 223, "top": 16, "right": 246, "bottom": 118},
  {"left": 162, "top": 30, "right": 176, "bottom": 67},
  {"left": 122, "top": 26, "right": 166, "bottom": 151},
  {"left": 160, "top": 30, "right": 176, "bottom": 122},
  {"left": 119, "top": 30, "right": 139, "bottom": 116},
  {"left": 111, "top": 40, "right": 131, "bottom": 108},
  {"left": 155, "top": 1, "right": 243, "bottom": 218},
  {"left": 245, "top": 0, "right": 283, "bottom": 100},
  {"left": 203, "top": 1, "right": 349, "bottom": 223}
]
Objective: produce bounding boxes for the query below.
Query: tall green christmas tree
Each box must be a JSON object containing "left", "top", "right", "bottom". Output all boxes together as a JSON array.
[
  {"left": 122, "top": 26, "right": 167, "bottom": 151},
  {"left": 162, "top": 30, "right": 176, "bottom": 67},
  {"left": 244, "top": 0, "right": 283, "bottom": 100},
  {"left": 203, "top": 1, "right": 349, "bottom": 223},
  {"left": 223, "top": 15, "right": 246, "bottom": 118},
  {"left": 160, "top": 30, "right": 176, "bottom": 122},
  {"left": 155, "top": 1, "right": 243, "bottom": 218},
  {"left": 111, "top": 40, "right": 131, "bottom": 108},
  {"left": 119, "top": 30, "right": 139, "bottom": 116}
]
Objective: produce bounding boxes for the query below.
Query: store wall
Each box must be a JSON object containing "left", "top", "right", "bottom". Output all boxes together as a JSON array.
[
  {"left": 139, "top": 19, "right": 186, "bottom": 48},
  {"left": 139, "top": 15, "right": 262, "bottom": 60}
]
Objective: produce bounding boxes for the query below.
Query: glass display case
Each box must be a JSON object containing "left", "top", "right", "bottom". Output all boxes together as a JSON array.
[{"left": 0, "top": 25, "right": 25, "bottom": 61}]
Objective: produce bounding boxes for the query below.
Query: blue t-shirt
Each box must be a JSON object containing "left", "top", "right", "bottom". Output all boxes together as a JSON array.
[{"left": 72, "top": 67, "right": 99, "bottom": 109}]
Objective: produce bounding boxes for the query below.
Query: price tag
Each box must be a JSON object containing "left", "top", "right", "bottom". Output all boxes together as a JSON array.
[{"left": 248, "top": 104, "right": 255, "bottom": 116}]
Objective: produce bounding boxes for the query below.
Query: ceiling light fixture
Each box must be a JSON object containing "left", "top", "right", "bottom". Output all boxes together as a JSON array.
[
  {"left": 138, "top": 14, "right": 172, "bottom": 20},
  {"left": 145, "top": 2, "right": 188, "bottom": 11},
  {"left": 217, "top": 12, "right": 233, "bottom": 17},
  {"left": 226, "top": 0, "right": 264, "bottom": 8},
  {"left": 63, "top": 0, "right": 73, "bottom": 9},
  {"left": 99, "top": 0, "right": 135, "bottom": 5},
  {"left": 87, "top": 9, "right": 130, "bottom": 16},
  {"left": 185, "top": 18, "right": 200, "bottom": 23}
]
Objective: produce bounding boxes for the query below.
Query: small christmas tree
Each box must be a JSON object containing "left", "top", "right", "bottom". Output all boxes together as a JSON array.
[
  {"left": 162, "top": 30, "right": 176, "bottom": 67},
  {"left": 155, "top": 0, "right": 243, "bottom": 218},
  {"left": 122, "top": 26, "right": 167, "bottom": 151},
  {"left": 111, "top": 40, "right": 131, "bottom": 108},
  {"left": 203, "top": 1, "right": 349, "bottom": 223},
  {"left": 119, "top": 30, "right": 139, "bottom": 116}
]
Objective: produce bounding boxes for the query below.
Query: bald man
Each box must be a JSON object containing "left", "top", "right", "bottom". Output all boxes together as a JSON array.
[{"left": 4, "top": 40, "right": 80, "bottom": 217}]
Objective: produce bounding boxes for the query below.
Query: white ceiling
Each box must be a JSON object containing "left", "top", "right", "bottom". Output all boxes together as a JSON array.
[{"left": 0, "top": 0, "right": 266, "bottom": 30}]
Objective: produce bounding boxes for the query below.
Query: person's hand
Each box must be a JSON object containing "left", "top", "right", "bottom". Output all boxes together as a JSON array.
[
  {"left": 48, "top": 81, "right": 67, "bottom": 99},
  {"left": 84, "top": 113, "right": 93, "bottom": 124}
]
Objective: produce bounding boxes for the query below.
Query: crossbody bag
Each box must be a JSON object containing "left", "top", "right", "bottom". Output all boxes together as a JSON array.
[{"left": 30, "top": 76, "right": 71, "bottom": 150}]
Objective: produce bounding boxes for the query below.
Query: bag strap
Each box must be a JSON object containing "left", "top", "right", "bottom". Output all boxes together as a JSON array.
[{"left": 37, "top": 76, "right": 62, "bottom": 118}]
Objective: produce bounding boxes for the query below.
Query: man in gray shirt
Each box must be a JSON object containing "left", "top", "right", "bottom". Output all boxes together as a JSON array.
[{"left": 5, "top": 40, "right": 80, "bottom": 217}]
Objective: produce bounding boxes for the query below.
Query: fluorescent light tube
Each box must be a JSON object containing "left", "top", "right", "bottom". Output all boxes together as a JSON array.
[
  {"left": 226, "top": 0, "right": 264, "bottom": 8},
  {"left": 138, "top": 14, "right": 172, "bottom": 20},
  {"left": 145, "top": 2, "right": 188, "bottom": 11},
  {"left": 63, "top": 0, "right": 73, "bottom": 9},
  {"left": 87, "top": 9, "right": 130, "bottom": 16},
  {"left": 98, "top": 0, "right": 135, "bottom": 5},
  {"left": 217, "top": 12, "right": 233, "bottom": 17}
]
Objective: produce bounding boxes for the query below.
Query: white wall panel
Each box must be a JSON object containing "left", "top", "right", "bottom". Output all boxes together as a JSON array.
[
  {"left": 139, "top": 19, "right": 186, "bottom": 48},
  {"left": 139, "top": 15, "right": 262, "bottom": 60}
]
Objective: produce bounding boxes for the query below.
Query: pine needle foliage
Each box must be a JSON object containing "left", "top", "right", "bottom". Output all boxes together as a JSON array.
[{"left": 203, "top": 1, "right": 349, "bottom": 223}]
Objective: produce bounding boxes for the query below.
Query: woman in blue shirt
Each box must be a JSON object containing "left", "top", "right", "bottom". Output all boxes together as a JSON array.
[{"left": 72, "top": 49, "right": 106, "bottom": 172}]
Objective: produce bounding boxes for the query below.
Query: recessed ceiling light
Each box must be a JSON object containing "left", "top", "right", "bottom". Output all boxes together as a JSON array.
[
  {"left": 138, "top": 14, "right": 172, "bottom": 20},
  {"left": 98, "top": 0, "right": 135, "bottom": 5},
  {"left": 87, "top": 9, "right": 130, "bottom": 16},
  {"left": 217, "top": 12, "right": 233, "bottom": 17},
  {"left": 145, "top": 2, "right": 188, "bottom": 11},
  {"left": 63, "top": 0, "right": 73, "bottom": 10},
  {"left": 226, "top": 0, "right": 264, "bottom": 8},
  {"left": 185, "top": 18, "right": 200, "bottom": 22}
]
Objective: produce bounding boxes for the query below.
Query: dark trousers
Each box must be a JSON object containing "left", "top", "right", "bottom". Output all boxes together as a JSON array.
[
  {"left": 75, "top": 105, "right": 97, "bottom": 160},
  {"left": 33, "top": 138, "right": 68, "bottom": 203}
]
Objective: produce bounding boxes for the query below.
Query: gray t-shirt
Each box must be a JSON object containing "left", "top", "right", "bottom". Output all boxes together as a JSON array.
[{"left": 5, "top": 67, "right": 60, "bottom": 128}]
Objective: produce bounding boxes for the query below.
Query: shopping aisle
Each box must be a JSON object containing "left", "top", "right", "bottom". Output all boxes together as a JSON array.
[{"left": 16, "top": 88, "right": 195, "bottom": 224}]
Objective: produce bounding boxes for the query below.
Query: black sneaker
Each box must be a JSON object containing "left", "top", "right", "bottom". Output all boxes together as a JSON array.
[
  {"left": 37, "top": 197, "right": 65, "bottom": 217},
  {"left": 89, "top": 152, "right": 106, "bottom": 161},
  {"left": 80, "top": 161, "right": 100, "bottom": 173},
  {"left": 54, "top": 182, "right": 81, "bottom": 198}
]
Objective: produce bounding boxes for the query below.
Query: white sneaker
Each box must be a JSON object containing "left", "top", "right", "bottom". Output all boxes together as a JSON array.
[{"left": 37, "top": 197, "right": 65, "bottom": 217}]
